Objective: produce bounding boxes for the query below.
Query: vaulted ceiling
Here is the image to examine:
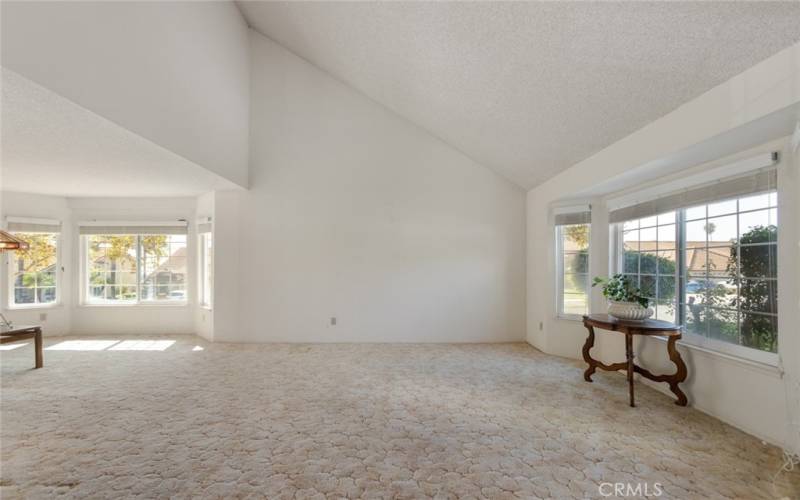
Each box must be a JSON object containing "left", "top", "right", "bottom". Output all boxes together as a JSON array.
[
  {"left": 1, "top": 69, "right": 239, "bottom": 197},
  {"left": 238, "top": 1, "right": 800, "bottom": 188}
]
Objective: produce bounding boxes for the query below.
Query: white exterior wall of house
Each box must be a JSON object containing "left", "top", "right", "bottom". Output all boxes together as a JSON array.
[{"left": 526, "top": 42, "right": 800, "bottom": 450}]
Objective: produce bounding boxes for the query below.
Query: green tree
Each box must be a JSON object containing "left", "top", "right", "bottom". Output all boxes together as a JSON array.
[{"left": 727, "top": 225, "right": 777, "bottom": 352}]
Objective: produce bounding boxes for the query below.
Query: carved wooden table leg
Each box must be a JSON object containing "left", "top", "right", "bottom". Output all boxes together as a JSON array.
[
  {"left": 625, "top": 333, "right": 635, "bottom": 407},
  {"left": 667, "top": 335, "right": 687, "bottom": 406},
  {"left": 34, "top": 328, "right": 43, "bottom": 369},
  {"left": 582, "top": 325, "right": 597, "bottom": 382}
]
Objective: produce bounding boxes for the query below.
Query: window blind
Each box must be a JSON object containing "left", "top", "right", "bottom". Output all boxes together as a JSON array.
[
  {"left": 608, "top": 168, "right": 777, "bottom": 224},
  {"left": 7, "top": 217, "right": 61, "bottom": 233},
  {"left": 554, "top": 207, "right": 591, "bottom": 226},
  {"left": 79, "top": 222, "right": 187, "bottom": 235}
]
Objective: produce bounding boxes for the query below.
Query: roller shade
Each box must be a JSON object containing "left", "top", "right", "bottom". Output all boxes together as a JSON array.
[
  {"left": 79, "top": 221, "right": 187, "bottom": 235},
  {"left": 554, "top": 211, "right": 591, "bottom": 225},
  {"left": 609, "top": 168, "right": 777, "bottom": 224},
  {"left": 7, "top": 217, "right": 61, "bottom": 233},
  {"left": 554, "top": 205, "right": 591, "bottom": 226}
]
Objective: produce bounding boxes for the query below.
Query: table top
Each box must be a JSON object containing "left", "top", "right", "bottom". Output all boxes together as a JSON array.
[
  {"left": 1, "top": 324, "right": 41, "bottom": 335},
  {"left": 583, "top": 314, "right": 681, "bottom": 334}
]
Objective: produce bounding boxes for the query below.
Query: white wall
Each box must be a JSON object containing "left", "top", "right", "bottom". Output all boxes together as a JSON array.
[
  {"left": 211, "top": 32, "right": 526, "bottom": 343},
  {"left": 1, "top": 192, "right": 197, "bottom": 336},
  {"left": 1, "top": 1, "right": 250, "bottom": 188},
  {"left": 526, "top": 42, "right": 800, "bottom": 449}
]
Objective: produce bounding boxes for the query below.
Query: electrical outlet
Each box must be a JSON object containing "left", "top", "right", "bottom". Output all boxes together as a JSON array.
[
  {"left": 539, "top": 321, "right": 543, "bottom": 331},
  {"left": 39, "top": 313, "right": 48, "bottom": 322},
  {"left": 330, "top": 317, "right": 337, "bottom": 326}
]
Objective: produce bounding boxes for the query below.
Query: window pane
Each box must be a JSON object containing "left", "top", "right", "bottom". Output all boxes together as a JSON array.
[
  {"left": 656, "top": 298, "right": 676, "bottom": 323},
  {"left": 640, "top": 251, "right": 657, "bottom": 274},
  {"left": 86, "top": 235, "right": 138, "bottom": 303},
  {"left": 639, "top": 215, "right": 657, "bottom": 228},
  {"left": 685, "top": 275, "right": 708, "bottom": 302},
  {"left": 739, "top": 193, "right": 771, "bottom": 212},
  {"left": 640, "top": 276, "right": 656, "bottom": 298},
  {"left": 623, "top": 219, "right": 639, "bottom": 231},
  {"left": 140, "top": 234, "right": 187, "bottom": 301},
  {"left": 739, "top": 210, "right": 772, "bottom": 238},
  {"left": 562, "top": 273, "right": 588, "bottom": 315},
  {"left": 639, "top": 227, "right": 656, "bottom": 252},
  {"left": 37, "top": 287, "right": 56, "bottom": 303},
  {"left": 657, "top": 276, "right": 677, "bottom": 303},
  {"left": 738, "top": 244, "right": 777, "bottom": 278},
  {"left": 623, "top": 251, "right": 639, "bottom": 273},
  {"left": 683, "top": 303, "right": 707, "bottom": 336},
  {"left": 15, "top": 288, "right": 35, "bottom": 304},
  {"left": 561, "top": 225, "right": 589, "bottom": 251},
  {"left": 706, "top": 246, "right": 734, "bottom": 278},
  {"left": 740, "top": 313, "right": 777, "bottom": 353},
  {"left": 685, "top": 246, "right": 708, "bottom": 274},
  {"left": 706, "top": 215, "right": 737, "bottom": 246},
  {"left": 738, "top": 279, "right": 777, "bottom": 314},
  {"left": 708, "top": 199, "right": 737, "bottom": 217},
  {"left": 707, "top": 307, "right": 738, "bottom": 344},
  {"left": 707, "top": 278, "right": 737, "bottom": 310},
  {"left": 656, "top": 250, "right": 676, "bottom": 275},
  {"left": 623, "top": 230, "right": 639, "bottom": 251},
  {"left": 685, "top": 205, "right": 706, "bottom": 221},
  {"left": 563, "top": 252, "right": 588, "bottom": 273},
  {"left": 657, "top": 224, "right": 675, "bottom": 249},
  {"left": 657, "top": 212, "right": 675, "bottom": 225},
  {"left": 685, "top": 219, "right": 708, "bottom": 243},
  {"left": 10, "top": 232, "right": 58, "bottom": 305}
]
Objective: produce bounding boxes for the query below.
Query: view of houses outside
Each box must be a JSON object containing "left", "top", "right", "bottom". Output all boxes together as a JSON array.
[
  {"left": 87, "top": 234, "right": 186, "bottom": 303},
  {"left": 11, "top": 232, "right": 58, "bottom": 305},
  {"left": 622, "top": 191, "right": 778, "bottom": 353}
]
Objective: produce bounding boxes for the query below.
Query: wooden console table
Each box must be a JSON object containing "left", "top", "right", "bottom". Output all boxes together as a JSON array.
[
  {"left": 582, "top": 314, "right": 687, "bottom": 407},
  {"left": 0, "top": 325, "right": 43, "bottom": 369}
]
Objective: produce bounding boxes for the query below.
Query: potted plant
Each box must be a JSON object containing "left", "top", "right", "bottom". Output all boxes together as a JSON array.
[{"left": 592, "top": 274, "right": 653, "bottom": 321}]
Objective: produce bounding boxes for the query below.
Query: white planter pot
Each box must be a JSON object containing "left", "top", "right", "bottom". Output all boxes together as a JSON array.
[{"left": 607, "top": 300, "right": 653, "bottom": 321}]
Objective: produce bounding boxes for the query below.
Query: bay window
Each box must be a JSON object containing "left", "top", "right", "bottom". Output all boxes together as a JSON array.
[
  {"left": 6, "top": 219, "right": 61, "bottom": 307},
  {"left": 555, "top": 207, "right": 591, "bottom": 318},
  {"left": 81, "top": 223, "right": 187, "bottom": 305},
  {"left": 611, "top": 162, "right": 779, "bottom": 361}
]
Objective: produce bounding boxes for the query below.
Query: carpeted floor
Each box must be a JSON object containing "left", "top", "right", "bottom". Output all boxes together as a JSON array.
[{"left": 1, "top": 336, "right": 797, "bottom": 499}]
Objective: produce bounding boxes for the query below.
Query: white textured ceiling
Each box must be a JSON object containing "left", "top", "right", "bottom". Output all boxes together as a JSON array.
[
  {"left": 238, "top": 1, "right": 800, "bottom": 188},
  {"left": 1, "top": 69, "right": 239, "bottom": 197}
]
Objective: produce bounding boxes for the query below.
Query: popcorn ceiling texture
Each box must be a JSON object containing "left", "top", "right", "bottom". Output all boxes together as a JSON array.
[
  {"left": 1, "top": 336, "right": 798, "bottom": 499},
  {"left": 239, "top": 2, "right": 800, "bottom": 188},
  {"left": 0, "top": 69, "right": 237, "bottom": 198}
]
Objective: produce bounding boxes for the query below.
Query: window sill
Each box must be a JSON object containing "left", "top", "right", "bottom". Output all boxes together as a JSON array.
[
  {"left": 556, "top": 313, "right": 585, "bottom": 322},
  {"left": 200, "top": 305, "right": 213, "bottom": 311},
  {"left": 79, "top": 302, "right": 189, "bottom": 308},
  {"left": 5, "top": 303, "right": 62, "bottom": 311},
  {"left": 647, "top": 335, "right": 781, "bottom": 377}
]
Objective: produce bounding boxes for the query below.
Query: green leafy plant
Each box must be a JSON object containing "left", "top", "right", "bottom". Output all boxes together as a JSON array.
[{"left": 592, "top": 274, "right": 650, "bottom": 308}]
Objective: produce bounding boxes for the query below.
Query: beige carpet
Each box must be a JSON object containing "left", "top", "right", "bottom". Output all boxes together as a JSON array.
[{"left": 1, "top": 336, "right": 797, "bottom": 499}]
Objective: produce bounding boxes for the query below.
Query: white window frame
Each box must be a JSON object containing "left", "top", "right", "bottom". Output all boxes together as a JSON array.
[
  {"left": 612, "top": 199, "right": 780, "bottom": 367},
  {"left": 555, "top": 223, "right": 591, "bottom": 320},
  {"left": 198, "top": 231, "right": 213, "bottom": 309},
  {"left": 80, "top": 233, "right": 188, "bottom": 307},
  {"left": 6, "top": 229, "right": 61, "bottom": 310}
]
